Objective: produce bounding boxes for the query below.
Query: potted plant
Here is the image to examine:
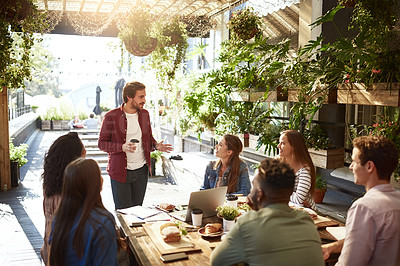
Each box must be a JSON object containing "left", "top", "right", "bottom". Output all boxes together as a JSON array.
[
  {"left": 304, "top": 124, "right": 345, "bottom": 169},
  {"left": 150, "top": 150, "right": 163, "bottom": 176},
  {"left": 216, "top": 205, "right": 240, "bottom": 232},
  {"left": 9, "top": 140, "right": 28, "bottom": 186},
  {"left": 228, "top": 7, "right": 263, "bottom": 40},
  {"left": 313, "top": 174, "right": 328, "bottom": 204},
  {"left": 147, "top": 17, "right": 188, "bottom": 88},
  {"left": 118, "top": 7, "right": 157, "bottom": 57},
  {"left": 31, "top": 105, "right": 38, "bottom": 113}
]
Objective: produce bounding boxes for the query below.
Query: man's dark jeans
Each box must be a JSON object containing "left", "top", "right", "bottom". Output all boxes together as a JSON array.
[{"left": 110, "top": 164, "right": 149, "bottom": 209}]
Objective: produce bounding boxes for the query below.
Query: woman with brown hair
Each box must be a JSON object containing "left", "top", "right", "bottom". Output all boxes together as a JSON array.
[
  {"left": 277, "top": 130, "right": 316, "bottom": 209},
  {"left": 48, "top": 158, "right": 120, "bottom": 266},
  {"left": 41, "top": 132, "right": 86, "bottom": 263},
  {"left": 201, "top": 134, "right": 251, "bottom": 195}
]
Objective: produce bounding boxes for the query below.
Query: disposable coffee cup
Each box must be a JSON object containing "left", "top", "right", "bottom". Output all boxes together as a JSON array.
[
  {"left": 226, "top": 194, "right": 238, "bottom": 208},
  {"left": 191, "top": 209, "right": 203, "bottom": 227}
]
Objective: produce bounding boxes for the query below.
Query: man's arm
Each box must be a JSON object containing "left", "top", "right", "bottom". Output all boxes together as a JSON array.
[
  {"left": 321, "top": 239, "right": 344, "bottom": 260},
  {"left": 98, "top": 113, "right": 124, "bottom": 154},
  {"left": 211, "top": 223, "right": 245, "bottom": 266}
]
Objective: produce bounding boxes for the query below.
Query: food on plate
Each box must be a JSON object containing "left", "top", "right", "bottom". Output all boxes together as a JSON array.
[
  {"left": 160, "top": 222, "right": 181, "bottom": 243},
  {"left": 158, "top": 203, "right": 175, "bottom": 211},
  {"left": 204, "top": 223, "right": 222, "bottom": 234},
  {"left": 292, "top": 206, "right": 318, "bottom": 219}
]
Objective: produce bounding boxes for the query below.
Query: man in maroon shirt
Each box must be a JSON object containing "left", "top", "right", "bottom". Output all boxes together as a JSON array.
[{"left": 98, "top": 81, "right": 172, "bottom": 209}]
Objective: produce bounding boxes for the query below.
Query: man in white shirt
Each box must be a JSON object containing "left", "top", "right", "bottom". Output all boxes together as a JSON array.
[
  {"left": 83, "top": 113, "right": 99, "bottom": 129},
  {"left": 322, "top": 135, "right": 400, "bottom": 265}
]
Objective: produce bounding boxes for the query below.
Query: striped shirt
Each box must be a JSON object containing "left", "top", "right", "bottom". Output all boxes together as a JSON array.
[{"left": 290, "top": 167, "right": 316, "bottom": 209}]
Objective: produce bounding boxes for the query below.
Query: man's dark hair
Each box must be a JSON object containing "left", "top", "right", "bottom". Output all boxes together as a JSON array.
[
  {"left": 123, "top": 81, "right": 145, "bottom": 103},
  {"left": 89, "top": 113, "right": 95, "bottom": 118},
  {"left": 257, "top": 158, "right": 295, "bottom": 194},
  {"left": 353, "top": 135, "right": 398, "bottom": 180}
]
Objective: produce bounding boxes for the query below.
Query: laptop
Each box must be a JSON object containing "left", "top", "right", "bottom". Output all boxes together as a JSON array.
[{"left": 170, "top": 186, "right": 228, "bottom": 222}]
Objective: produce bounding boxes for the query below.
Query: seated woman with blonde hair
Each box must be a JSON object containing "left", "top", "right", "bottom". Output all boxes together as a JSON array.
[
  {"left": 48, "top": 158, "right": 123, "bottom": 265},
  {"left": 201, "top": 134, "right": 251, "bottom": 195},
  {"left": 277, "top": 130, "right": 316, "bottom": 209}
]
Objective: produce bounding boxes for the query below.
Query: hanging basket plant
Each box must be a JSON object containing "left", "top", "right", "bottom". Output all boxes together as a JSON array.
[
  {"left": 0, "top": 0, "right": 32, "bottom": 24},
  {"left": 182, "top": 15, "right": 217, "bottom": 38},
  {"left": 118, "top": 7, "right": 158, "bottom": 57},
  {"left": 228, "top": 7, "right": 263, "bottom": 41}
]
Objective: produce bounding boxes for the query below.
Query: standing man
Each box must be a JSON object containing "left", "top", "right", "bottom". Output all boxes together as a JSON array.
[
  {"left": 211, "top": 158, "right": 324, "bottom": 266},
  {"left": 322, "top": 135, "right": 400, "bottom": 265},
  {"left": 98, "top": 81, "right": 172, "bottom": 209}
]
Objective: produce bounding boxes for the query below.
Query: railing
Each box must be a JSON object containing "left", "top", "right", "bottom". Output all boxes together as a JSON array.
[{"left": 8, "top": 105, "right": 32, "bottom": 121}]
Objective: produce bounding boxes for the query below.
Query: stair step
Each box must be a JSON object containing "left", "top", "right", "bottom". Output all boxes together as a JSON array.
[
  {"left": 86, "top": 150, "right": 107, "bottom": 156},
  {"left": 80, "top": 135, "right": 99, "bottom": 140},
  {"left": 70, "top": 129, "right": 100, "bottom": 134},
  {"left": 84, "top": 143, "right": 99, "bottom": 148}
]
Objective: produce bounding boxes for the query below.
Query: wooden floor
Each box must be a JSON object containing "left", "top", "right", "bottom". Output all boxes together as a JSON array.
[{"left": 0, "top": 130, "right": 189, "bottom": 265}]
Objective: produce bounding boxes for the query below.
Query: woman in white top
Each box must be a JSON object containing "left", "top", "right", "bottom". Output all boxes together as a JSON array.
[{"left": 277, "top": 130, "right": 316, "bottom": 209}]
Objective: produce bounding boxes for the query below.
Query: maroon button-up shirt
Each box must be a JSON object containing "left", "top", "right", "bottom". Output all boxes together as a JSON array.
[{"left": 98, "top": 104, "right": 156, "bottom": 183}]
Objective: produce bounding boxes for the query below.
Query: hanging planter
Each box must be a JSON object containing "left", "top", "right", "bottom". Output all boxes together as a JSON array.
[
  {"left": 228, "top": 7, "right": 262, "bottom": 41},
  {"left": 337, "top": 82, "right": 400, "bottom": 106},
  {"left": 0, "top": 0, "right": 32, "bottom": 24},
  {"left": 118, "top": 7, "right": 158, "bottom": 57},
  {"left": 339, "top": 0, "right": 356, "bottom": 8},
  {"left": 123, "top": 36, "right": 158, "bottom": 57}
]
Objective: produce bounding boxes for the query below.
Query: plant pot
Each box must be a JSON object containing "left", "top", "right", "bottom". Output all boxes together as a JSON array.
[
  {"left": 41, "top": 120, "right": 52, "bottom": 131},
  {"left": 223, "top": 218, "right": 235, "bottom": 232},
  {"left": 123, "top": 36, "right": 158, "bottom": 57},
  {"left": 308, "top": 147, "right": 345, "bottom": 169},
  {"left": 337, "top": 83, "right": 400, "bottom": 106},
  {"left": 1, "top": 0, "right": 32, "bottom": 23},
  {"left": 61, "top": 120, "right": 70, "bottom": 130},
  {"left": 236, "top": 27, "right": 258, "bottom": 41},
  {"left": 340, "top": 0, "right": 356, "bottom": 7},
  {"left": 313, "top": 188, "right": 327, "bottom": 204},
  {"left": 10, "top": 161, "right": 20, "bottom": 187},
  {"left": 232, "top": 86, "right": 288, "bottom": 102},
  {"left": 52, "top": 120, "right": 62, "bottom": 131}
]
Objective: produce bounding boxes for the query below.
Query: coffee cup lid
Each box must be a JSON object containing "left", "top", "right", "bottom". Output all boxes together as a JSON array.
[{"left": 192, "top": 208, "right": 203, "bottom": 214}]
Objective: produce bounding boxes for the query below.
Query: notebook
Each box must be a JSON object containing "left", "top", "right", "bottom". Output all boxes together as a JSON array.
[{"left": 170, "top": 186, "right": 228, "bottom": 222}]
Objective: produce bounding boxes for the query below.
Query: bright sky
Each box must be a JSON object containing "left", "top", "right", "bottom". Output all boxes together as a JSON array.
[{"left": 42, "top": 34, "right": 126, "bottom": 93}]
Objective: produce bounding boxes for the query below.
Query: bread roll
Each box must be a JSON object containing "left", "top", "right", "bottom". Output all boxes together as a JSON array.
[
  {"left": 160, "top": 222, "right": 181, "bottom": 243},
  {"left": 158, "top": 203, "right": 175, "bottom": 211},
  {"left": 205, "top": 223, "right": 222, "bottom": 234},
  {"left": 160, "top": 222, "right": 177, "bottom": 232}
]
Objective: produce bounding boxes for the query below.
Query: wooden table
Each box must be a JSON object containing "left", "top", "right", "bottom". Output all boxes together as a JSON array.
[
  {"left": 117, "top": 213, "right": 222, "bottom": 265},
  {"left": 117, "top": 212, "right": 343, "bottom": 265}
]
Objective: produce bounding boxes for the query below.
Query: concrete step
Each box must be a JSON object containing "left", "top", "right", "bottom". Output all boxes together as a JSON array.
[
  {"left": 70, "top": 129, "right": 100, "bottom": 135},
  {"left": 84, "top": 142, "right": 99, "bottom": 148},
  {"left": 86, "top": 150, "right": 107, "bottom": 156},
  {"left": 80, "top": 135, "right": 99, "bottom": 140}
]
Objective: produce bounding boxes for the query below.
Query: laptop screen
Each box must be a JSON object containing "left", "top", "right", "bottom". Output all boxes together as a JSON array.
[{"left": 171, "top": 186, "right": 228, "bottom": 222}]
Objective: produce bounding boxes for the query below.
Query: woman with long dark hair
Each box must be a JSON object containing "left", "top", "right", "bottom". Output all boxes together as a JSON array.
[
  {"left": 41, "top": 132, "right": 86, "bottom": 263},
  {"left": 201, "top": 134, "right": 251, "bottom": 195},
  {"left": 49, "top": 158, "right": 120, "bottom": 265},
  {"left": 277, "top": 130, "right": 316, "bottom": 209}
]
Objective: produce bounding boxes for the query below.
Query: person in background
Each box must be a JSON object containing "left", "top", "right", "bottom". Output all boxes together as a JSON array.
[
  {"left": 322, "top": 135, "right": 400, "bottom": 265},
  {"left": 40, "top": 132, "right": 86, "bottom": 264},
  {"left": 48, "top": 158, "right": 121, "bottom": 266},
  {"left": 68, "top": 115, "right": 83, "bottom": 129},
  {"left": 83, "top": 112, "right": 99, "bottom": 129},
  {"left": 201, "top": 134, "right": 251, "bottom": 195},
  {"left": 277, "top": 130, "right": 316, "bottom": 209},
  {"left": 211, "top": 158, "right": 324, "bottom": 266},
  {"left": 98, "top": 81, "right": 173, "bottom": 209}
]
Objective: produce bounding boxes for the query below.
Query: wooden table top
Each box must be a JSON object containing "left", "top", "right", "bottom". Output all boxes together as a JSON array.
[
  {"left": 117, "top": 211, "right": 344, "bottom": 265},
  {"left": 117, "top": 213, "right": 221, "bottom": 265}
]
